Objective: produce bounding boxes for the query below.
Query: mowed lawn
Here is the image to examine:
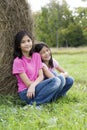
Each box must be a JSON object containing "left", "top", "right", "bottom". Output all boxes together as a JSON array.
[{"left": 0, "top": 48, "right": 87, "bottom": 130}]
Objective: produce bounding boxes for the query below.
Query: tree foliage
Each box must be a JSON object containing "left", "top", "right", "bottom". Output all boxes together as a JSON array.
[{"left": 33, "top": 0, "right": 87, "bottom": 47}]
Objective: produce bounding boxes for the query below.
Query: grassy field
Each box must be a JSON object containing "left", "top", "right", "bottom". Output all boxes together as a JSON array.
[{"left": 0, "top": 48, "right": 87, "bottom": 130}]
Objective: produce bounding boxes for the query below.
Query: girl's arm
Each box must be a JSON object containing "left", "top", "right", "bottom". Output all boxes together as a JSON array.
[
  {"left": 31, "top": 69, "right": 44, "bottom": 86},
  {"left": 27, "top": 69, "right": 44, "bottom": 98},
  {"left": 43, "top": 66, "right": 54, "bottom": 78},
  {"left": 53, "top": 58, "right": 65, "bottom": 73},
  {"left": 19, "top": 69, "right": 44, "bottom": 98},
  {"left": 56, "top": 65, "right": 68, "bottom": 77},
  {"left": 53, "top": 59, "right": 68, "bottom": 77},
  {"left": 56, "top": 65, "right": 65, "bottom": 73},
  {"left": 19, "top": 73, "right": 34, "bottom": 87},
  {"left": 19, "top": 69, "right": 44, "bottom": 88}
]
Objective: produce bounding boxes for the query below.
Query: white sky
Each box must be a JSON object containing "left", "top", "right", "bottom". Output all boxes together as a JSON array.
[{"left": 28, "top": 0, "right": 87, "bottom": 12}]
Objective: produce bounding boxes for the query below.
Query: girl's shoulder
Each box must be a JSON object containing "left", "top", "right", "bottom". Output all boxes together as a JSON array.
[
  {"left": 53, "top": 58, "right": 59, "bottom": 67},
  {"left": 13, "top": 57, "right": 23, "bottom": 65},
  {"left": 32, "top": 52, "right": 41, "bottom": 59},
  {"left": 53, "top": 58, "right": 57, "bottom": 62},
  {"left": 42, "top": 63, "right": 48, "bottom": 69},
  {"left": 33, "top": 52, "right": 40, "bottom": 56},
  {"left": 14, "top": 57, "right": 22, "bottom": 61}
]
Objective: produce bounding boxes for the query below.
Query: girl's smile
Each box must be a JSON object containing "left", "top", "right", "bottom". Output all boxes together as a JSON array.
[{"left": 39, "top": 46, "right": 51, "bottom": 61}]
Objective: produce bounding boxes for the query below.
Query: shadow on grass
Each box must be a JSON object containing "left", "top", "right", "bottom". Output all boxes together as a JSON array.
[{"left": 0, "top": 94, "right": 26, "bottom": 107}]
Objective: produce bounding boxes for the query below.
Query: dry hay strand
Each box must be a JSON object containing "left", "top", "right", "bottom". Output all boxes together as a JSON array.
[{"left": 0, "top": 0, "right": 33, "bottom": 95}]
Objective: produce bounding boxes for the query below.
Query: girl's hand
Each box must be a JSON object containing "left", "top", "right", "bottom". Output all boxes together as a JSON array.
[
  {"left": 27, "top": 84, "right": 35, "bottom": 98},
  {"left": 61, "top": 72, "right": 69, "bottom": 78},
  {"left": 64, "top": 72, "right": 69, "bottom": 77}
]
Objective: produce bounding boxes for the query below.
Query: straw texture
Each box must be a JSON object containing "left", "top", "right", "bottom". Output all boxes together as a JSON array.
[{"left": 0, "top": 0, "right": 33, "bottom": 94}]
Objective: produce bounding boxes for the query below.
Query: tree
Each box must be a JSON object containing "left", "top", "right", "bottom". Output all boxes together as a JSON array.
[
  {"left": 33, "top": 0, "right": 87, "bottom": 47},
  {"left": 34, "top": 0, "right": 73, "bottom": 47},
  {"left": 73, "top": 7, "right": 87, "bottom": 45},
  {"left": 58, "top": 23, "right": 85, "bottom": 47},
  {"left": 66, "top": 24, "right": 85, "bottom": 47}
]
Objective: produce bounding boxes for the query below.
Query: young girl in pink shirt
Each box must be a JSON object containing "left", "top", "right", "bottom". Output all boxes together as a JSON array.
[
  {"left": 34, "top": 42, "right": 74, "bottom": 97},
  {"left": 12, "top": 31, "right": 63, "bottom": 106}
]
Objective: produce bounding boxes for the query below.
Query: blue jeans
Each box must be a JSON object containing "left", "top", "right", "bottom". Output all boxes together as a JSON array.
[
  {"left": 19, "top": 77, "right": 63, "bottom": 105},
  {"left": 58, "top": 76, "right": 74, "bottom": 96},
  {"left": 51, "top": 70, "right": 74, "bottom": 97},
  {"left": 51, "top": 70, "right": 66, "bottom": 88}
]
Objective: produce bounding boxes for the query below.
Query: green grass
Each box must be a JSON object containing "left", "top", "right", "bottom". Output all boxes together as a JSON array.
[{"left": 0, "top": 48, "right": 87, "bottom": 130}]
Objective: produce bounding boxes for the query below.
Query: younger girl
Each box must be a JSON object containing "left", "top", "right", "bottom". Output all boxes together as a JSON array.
[
  {"left": 34, "top": 42, "right": 74, "bottom": 96},
  {"left": 12, "top": 31, "right": 63, "bottom": 106}
]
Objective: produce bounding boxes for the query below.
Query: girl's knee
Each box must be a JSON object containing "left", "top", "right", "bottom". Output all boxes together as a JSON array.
[
  {"left": 52, "top": 77, "right": 61, "bottom": 87},
  {"left": 58, "top": 75, "right": 66, "bottom": 87},
  {"left": 66, "top": 77, "right": 74, "bottom": 86},
  {"left": 70, "top": 77, "right": 74, "bottom": 85}
]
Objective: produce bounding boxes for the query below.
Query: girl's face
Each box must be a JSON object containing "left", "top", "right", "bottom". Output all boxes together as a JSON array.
[
  {"left": 20, "top": 35, "right": 32, "bottom": 54},
  {"left": 39, "top": 46, "right": 51, "bottom": 62}
]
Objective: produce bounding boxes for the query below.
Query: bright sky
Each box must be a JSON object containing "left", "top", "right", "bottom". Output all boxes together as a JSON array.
[{"left": 28, "top": 0, "right": 87, "bottom": 12}]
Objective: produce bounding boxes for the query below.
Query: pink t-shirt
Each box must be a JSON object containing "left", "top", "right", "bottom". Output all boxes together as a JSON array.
[{"left": 12, "top": 53, "right": 42, "bottom": 92}]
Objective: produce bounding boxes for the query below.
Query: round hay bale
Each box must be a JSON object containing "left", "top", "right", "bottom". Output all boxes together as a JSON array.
[{"left": 0, "top": 0, "right": 33, "bottom": 95}]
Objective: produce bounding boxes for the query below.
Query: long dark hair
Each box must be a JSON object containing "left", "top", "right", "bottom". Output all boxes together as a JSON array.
[
  {"left": 13, "top": 30, "right": 34, "bottom": 59},
  {"left": 34, "top": 42, "right": 54, "bottom": 68}
]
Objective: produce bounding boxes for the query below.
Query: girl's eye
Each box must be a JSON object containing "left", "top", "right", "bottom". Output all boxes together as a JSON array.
[
  {"left": 46, "top": 49, "right": 49, "bottom": 52},
  {"left": 28, "top": 39, "right": 30, "bottom": 42}
]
